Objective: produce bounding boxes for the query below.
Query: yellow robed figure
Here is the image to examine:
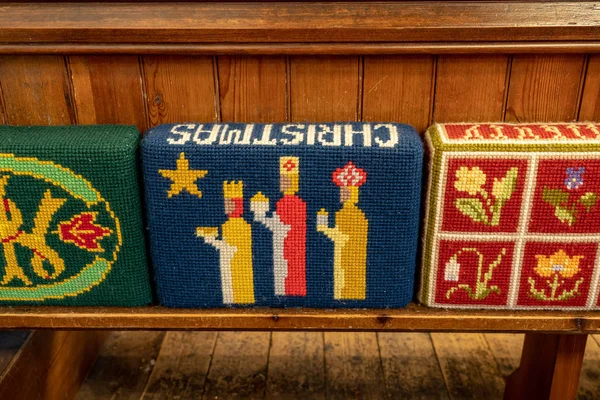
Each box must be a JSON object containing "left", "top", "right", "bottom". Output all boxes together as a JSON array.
[
  {"left": 317, "top": 162, "right": 368, "bottom": 300},
  {"left": 197, "top": 181, "right": 255, "bottom": 304}
]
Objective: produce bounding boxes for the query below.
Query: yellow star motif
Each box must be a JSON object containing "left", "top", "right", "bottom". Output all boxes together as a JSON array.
[{"left": 159, "top": 152, "right": 208, "bottom": 198}]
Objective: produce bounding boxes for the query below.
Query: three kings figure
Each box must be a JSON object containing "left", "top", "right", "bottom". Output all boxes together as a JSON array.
[
  {"left": 317, "top": 162, "right": 369, "bottom": 300},
  {"left": 196, "top": 159, "right": 368, "bottom": 305},
  {"left": 250, "top": 157, "right": 307, "bottom": 297}
]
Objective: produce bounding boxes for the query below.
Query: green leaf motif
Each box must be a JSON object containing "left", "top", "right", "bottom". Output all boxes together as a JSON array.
[
  {"left": 491, "top": 167, "right": 519, "bottom": 202},
  {"left": 542, "top": 186, "right": 569, "bottom": 207},
  {"left": 579, "top": 192, "right": 598, "bottom": 212},
  {"left": 554, "top": 206, "right": 575, "bottom": 226},
  {"left": 454, "top": 198, "right": 489, "bottom": 224}
]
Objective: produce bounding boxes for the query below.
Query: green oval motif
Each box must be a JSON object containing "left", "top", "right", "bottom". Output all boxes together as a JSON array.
[{"left": 0, "top": 154, "right": 121, "bottom": 301}]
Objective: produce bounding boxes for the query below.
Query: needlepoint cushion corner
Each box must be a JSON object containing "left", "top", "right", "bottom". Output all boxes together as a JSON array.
[
  {"left": 0, "top": 125, "right": 152, "bottom": 306},
  {"left": 142, "top": 123, "right": 423, "bottom": 308},
  {"left": 420, "top": 123, "right": 600, "bottom": 310}
]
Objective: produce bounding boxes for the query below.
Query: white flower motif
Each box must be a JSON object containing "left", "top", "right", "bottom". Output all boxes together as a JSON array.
[{"left": 444, "top": 257, "right": 461, "bottom": 282}]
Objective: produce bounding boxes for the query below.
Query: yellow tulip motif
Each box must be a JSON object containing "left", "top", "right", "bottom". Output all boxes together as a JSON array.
[{"left": 528, "top": 249, "right": 584, "bottom": 301}]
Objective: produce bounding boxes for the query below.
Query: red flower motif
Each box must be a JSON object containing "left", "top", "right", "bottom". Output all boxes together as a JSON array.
[{"left": 58, "top": 212, "right": 112, "bottom": 252}]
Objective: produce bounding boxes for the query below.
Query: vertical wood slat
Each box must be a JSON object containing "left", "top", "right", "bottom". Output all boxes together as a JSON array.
[
  {"left": 323, "top": 332, "right": 386, "bottom": 400},
  {"left": 69, "top": 55, "right": 147, "bottom": 131},
  {"left": 218, "top": 56, "right": 287, "bottom": 123},
  {"left": 290, "top": 56, "right": 360, "bottom": 122},
  {"left": 202, "top": 332, "right": 271, "bottom": 400},
  {"left": 431, "top": 333, "right": 506, "bottom": 399},
  {"left": 433, "top": 55, "right": 509, "bottom": 123},
  {"left": 505, "top": 55, "right": 586, "bottom": 122},
  {"left": 141, "top": 332, "right": 218, "bottom": 399},
  {"left": 0, "top": 56, "right": 75, "bottom": 125},
  {"left": 265, "top": 332, "right": 325, "bottom": 399},
  {"left": 378, "top": 332, "right": 448, "bottom": 399},
  {"left": 579, "top": 55, "right": 600, "bottom": 121},
  {"left": 142, "top": 56, "right": 217, "bottom": 127},
  {"left": 362, "top": 56, "right": 434, "bottom": 133},
  {"left": 76, "top": 331, "right": 166, "bottom": 400}
]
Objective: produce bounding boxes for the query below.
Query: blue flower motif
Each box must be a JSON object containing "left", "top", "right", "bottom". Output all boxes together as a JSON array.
[{"left": 565, "top": 167, "right": 585, "bottom": 190}]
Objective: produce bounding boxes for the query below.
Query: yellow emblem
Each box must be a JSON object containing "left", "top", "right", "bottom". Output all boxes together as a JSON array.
[{"left": 159, "top": 152, "right": 208, "bottom": 198}]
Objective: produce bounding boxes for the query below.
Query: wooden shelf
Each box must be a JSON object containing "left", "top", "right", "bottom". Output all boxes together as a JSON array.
[
  {"left": 1, "top": 303, "right": 599, "bottom": 333},
  {"left": 0, "top": 2, "right": 599, "bottom": 54}
]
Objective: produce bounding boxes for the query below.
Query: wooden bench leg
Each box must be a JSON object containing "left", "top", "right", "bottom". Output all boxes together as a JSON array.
[
  {"left": 0, "top": 330, "right": 109, "bottom": 400},
  {"left": 504, "top": 333, "right": 587, "bottom": 400}
]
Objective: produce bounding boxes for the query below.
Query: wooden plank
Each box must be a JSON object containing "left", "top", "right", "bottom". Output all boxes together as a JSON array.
[
  {"left": 483, "top": 334, "right": 524, "bottom": 377},
  {"left": 4, "top": 42, "right": 600, "bottom": 56},
  {"left": 1, "top": 304, "right": 600, "bottom": 332},
  {"left": 578, "top": 336, "right": 600, "bottom": 400},
  {"left": 265, "top": 332, "right": 325, "bottom": 399},
  {"left": 0, "top": 55, "right": 74, "bottom": 125},
  {"left": 324, "top": 332, "right": 386, "bottom": 399},
  {"left": 202, "top": 332, "right": 271, "bottom": 400},
  {"left": 378, "top": 332, "right": 448, "bottom": 399},
  {"left": 0, "top": 331, "right": 29, "bottom": 375},
  {"left": 142, "top": 55, "right": 217, "bottom": 127},
  {"left": 579, "top": 55, "right": 600, "bottom": 121},
  {"left": 0, "top": 331, "right": 107, "bottom": 400},
  {"left": 504, "top": 333, "right": 587, "bottom": 400},
  {"left": 76, "top": 331, "right": 165, "bottom": 400},
  {"left": 141, "top": 332, "right": 217, "bottom": 400},
  {"left": 290, "top": 56, "right": 359, "bottom": 122},
  {"left": 69, "top": 55, "right": 147, "bottom": 131},
  {"left": 362, "top": 56, "right": 434, "bottom": 133},
  {"left": 218, "top": 56, "right": 287, "bottom": 123},
  {"left": 0, "top": 3, "right": 599, "bottom": 44},
  {"left": 433, "top": 55, "right": 509, "bottom": 122},
  {"left": 505, "top": 55, "right": 586, "bottom": 122},
  {"left": 431, "top": 333, "right": 505, "bottom": 399}
]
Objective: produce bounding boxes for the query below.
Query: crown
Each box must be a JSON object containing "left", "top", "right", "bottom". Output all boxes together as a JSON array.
[
  {"left": 332, "top": 162, "right": 367, "bottom": 187},
  {"left": 223, "top": 181, "right": 244, "bottom": 199},
  {"left": 251, "top": 192, "right": 269, "bottom": 203},
  {"left": 280, "top": 157, "right": 299, "bottom": 175}
]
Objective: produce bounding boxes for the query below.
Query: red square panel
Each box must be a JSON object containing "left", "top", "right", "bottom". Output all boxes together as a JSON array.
[
  {"left": 517, "top": 242, "right": 597, "bottom": 308},
  {"left": 529, "top": 159, "right": 600, "bottom": 234},
  {"left": 442, "top": 158, "right": 528, "bottom": 233},
  {"left": 435, "top": 240, "right": 515, "bottom": 306}
]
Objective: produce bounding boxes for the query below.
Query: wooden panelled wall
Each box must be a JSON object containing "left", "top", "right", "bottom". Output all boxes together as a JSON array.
[{"left": 0, "top": 54, "right": 599, "bottom": 130}]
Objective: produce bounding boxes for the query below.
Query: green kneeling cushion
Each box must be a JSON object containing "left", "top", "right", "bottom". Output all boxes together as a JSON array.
[{"left": 0, "top": 125, "right": 152, "bottom": 305}]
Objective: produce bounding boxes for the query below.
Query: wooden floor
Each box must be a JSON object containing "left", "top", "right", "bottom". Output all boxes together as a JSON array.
[{"left": 73, "top": 332, "right": 600, "bottom": 400}]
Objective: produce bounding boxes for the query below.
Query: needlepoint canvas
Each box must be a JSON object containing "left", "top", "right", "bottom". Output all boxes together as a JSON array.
[
  {"left": 420, "top": 123, "right": 600, "bottom": 310},
  {"left": 0, "top": 125, "right": 152, "bottom": 305},
  {"left": 142, "top": 123, "right": 423, "bottom": 308}
]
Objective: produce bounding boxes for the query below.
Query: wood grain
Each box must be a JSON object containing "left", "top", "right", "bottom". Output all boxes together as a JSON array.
[
  {"left": 1, "top": 3, "right": 599, "bottom": 44},
  {"left": 579, "top": 55, "right": 600, "bottom": 121},
  {"left": 578, "top": 336, "right": 600, "bottom": 400},
  {"left": 324, "top": 332, "right": 386, "bottom": 400},
  {"left": 69, "top": 55, "right": 147, "bottom": 131},
  {"left": 290, "top": 56, "right": 359, "bottom": 122},
  {"left": 76, "top": 331, "right": 165, "bottom": 400},
  {"left": 505, "top": 55, "right": 586, "bottom": 122},
  {"left": 202, "top": 332, "right": 271, "bottom": 400},
  {"left": 142, "top": 56, "right": 217, "bottom": 127},
  {"left": 218, "top": 56, "right": 287, "bottom": 123},
  {"left": 433, "top": 55, "right": 509, "bottom": 122},
  {"left": 1, "top": 304, "right": 600, "bottom": 332},
  {"left": 504, "top": 333, "right": 588, "bottom": 400},
  {"left": 362, "top": 56, "right": 434, "bottom": 132},
  {"left": 0, "top": 331, "right": 107, "bottom": 400},
  {"left": 431, "top": 333, "right": 505, "bottom": 399},
  {"left": 0, "top": 55, "right": 74, "bottom": 125},
  {"left": 483, "top": 333, "right": 524, "bottom": 377},
  {"left": 266, "top": 332, "right": 325, "bottom": 400},
  {"left": 141, "top": 332, "right": 217, "bottom": 400},
  {"left": 0, "top": 331, "right": 29, "bottom": 375},
  {"left": 378, "top": 332, "right": 448, "bottom": 399}
]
